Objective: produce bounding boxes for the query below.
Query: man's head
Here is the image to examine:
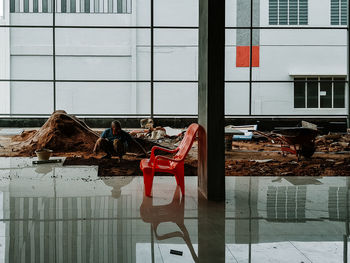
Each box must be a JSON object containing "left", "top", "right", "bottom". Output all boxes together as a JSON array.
[{"left": 111, "top": 120, "right": 122, "bottom": 135}]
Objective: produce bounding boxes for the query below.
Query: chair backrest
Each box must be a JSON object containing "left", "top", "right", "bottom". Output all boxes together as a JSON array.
[{"left": 173, "top": 123, "right": 199, "bottom": 161}]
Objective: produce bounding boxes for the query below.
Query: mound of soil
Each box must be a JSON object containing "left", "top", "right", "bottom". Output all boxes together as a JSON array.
[{"left": 12, "top": 111, "right": 99, "bottom": 155}]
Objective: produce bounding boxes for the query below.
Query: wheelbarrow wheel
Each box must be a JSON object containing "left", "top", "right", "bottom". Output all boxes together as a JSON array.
[{"left": 300, "top": 142, "right": 316, "bottom": 158}]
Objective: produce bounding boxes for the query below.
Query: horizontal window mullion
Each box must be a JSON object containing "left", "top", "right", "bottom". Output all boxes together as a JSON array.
[{"left": 1, "top": 25, "right": 348, "bottom": 29}]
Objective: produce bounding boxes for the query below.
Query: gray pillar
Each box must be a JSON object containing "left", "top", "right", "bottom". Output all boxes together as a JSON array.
[
  {"left": 198, "top": 197, "right": 226, "bottom": 262},
  {"left": 347, "top": 0, "right": 350, "bottom": 129},
  {"left": 198, "top": 0, "right": 225, "bottom": 200}
]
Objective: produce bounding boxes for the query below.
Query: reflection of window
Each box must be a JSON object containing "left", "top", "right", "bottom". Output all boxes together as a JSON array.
[
  {"left": 331, "top": 0, "right": 348, "bottom": 25},
  {"left": 8, "top": 196, "right": 122, "bottom": 261},
  {"left": 328, "top": 187, "right": 349, "bottom": 221},
  {"left": 294, "top": 77, "right": 346, "bottom": 109},
  {"left": 269, "top": 0, "right": 308, "bottom": 25},
  {"left": 267, "top": 186, "right": 306, "bottom": 222},
  {"left": 10, "top": 0, "right": 131, "bottom": 13}
]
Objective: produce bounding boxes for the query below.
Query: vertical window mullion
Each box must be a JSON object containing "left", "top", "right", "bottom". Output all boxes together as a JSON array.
[
  {"left": 318, "top": 77, "right": 320, "bottom": 108},
  {"left": 305, "top": 78, "right": 307, "bottom": 108},
  {"left": 332, "top": 77, "right": 334, "bottom": 108}
]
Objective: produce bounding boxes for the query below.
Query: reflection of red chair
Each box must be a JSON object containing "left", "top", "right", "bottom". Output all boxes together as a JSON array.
[
  {"left": 140, "top": 186, "right": 198, "bottom": 262},
  {"left": 140, "top": 123, "right": 199, "bottom": 197}
]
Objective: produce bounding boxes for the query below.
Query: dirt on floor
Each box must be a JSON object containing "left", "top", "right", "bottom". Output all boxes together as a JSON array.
[{"left": 0, "top": 113, "right": 350, "bottom": 176}]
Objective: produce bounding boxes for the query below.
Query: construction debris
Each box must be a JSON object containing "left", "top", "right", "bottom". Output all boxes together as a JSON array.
[
  {"left": 225, "top": 157, "right": 350, "bottom": 176},
  {"left": 225, "top": 125, "right": 257, "bottom": 141},
  {"left": 1, "top": 117, "right": 350, "bottom": 177},
  {"left": 301, "top": 120, "right": 318, "bottom": 131},
  {"left": 315, "top": 133, "right": 350, "bottom": 153},
  {"left": 140, "top": 118, "right": 154, "bottom": 129},
  {"left": 130, "top": 124, "right": 185, "bottom": 141}
]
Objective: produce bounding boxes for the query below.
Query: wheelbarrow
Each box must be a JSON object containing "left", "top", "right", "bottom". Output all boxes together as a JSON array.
[{"left": 253, "top": 127, "right": 319, "bottom": 160}]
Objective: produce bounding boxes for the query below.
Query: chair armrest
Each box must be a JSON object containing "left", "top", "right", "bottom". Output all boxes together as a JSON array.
[
  {"left": 154, "top": 155, "right": 181, "bottom": 164},
  {"left": 150, "top": 146, "right": 179, "bottom": 162}
]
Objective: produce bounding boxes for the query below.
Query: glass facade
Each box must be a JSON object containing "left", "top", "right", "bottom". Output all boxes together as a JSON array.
[{"left": 0, "top": 0, "right": 348, "bottom": 117}]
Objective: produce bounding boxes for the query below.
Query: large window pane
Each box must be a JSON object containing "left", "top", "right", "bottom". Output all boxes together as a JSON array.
[
  {"left": 334, "top": 78, "right": 345, "bottom": 108},
  {"left": 154, "top": 0, "right": 198, "bottom": 27},
  {"left": 320, "top": 78, "right": 332, "bottom": 108},
  {"left": 307, "top": 78, "right": 318, "bottom": 108},
  {"left": 10, "top": 28, "right": 53, "bottom": 80},
  {"left": 56, "top": 82, "right": 150, "bottom": 115},
  {"left": 226, "top": 29, "right": 250, "bottom": 81},
  {"left": 294, "top": 78, "right": 305, "bottom": 108},
  {"left": 154, "top": 29, "right": 197, "bottom": 81},
  {"left": 56, "top": 28, "right": 150, "bottom": 81},
  {"left": 253, "top": 29, "right": 346, "bottom": 81},
  {"left": 154, "top": 83, "right": 197, "bottom": 115},
  {"left": 251, "top": 83, "right": 295, "bottom": 115},
  {"left": 11, "top": 82, "right": 54, "bottom": 114},
  {"left": 225, "top": 83, "right": 249, "bottom": 115}
]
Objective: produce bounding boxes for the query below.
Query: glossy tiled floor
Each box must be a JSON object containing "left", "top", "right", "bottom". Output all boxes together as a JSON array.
[{"left": 0, "top": 157, "right": 350, "bottom": 262}]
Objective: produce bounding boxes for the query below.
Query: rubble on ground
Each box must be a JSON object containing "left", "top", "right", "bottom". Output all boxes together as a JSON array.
[
  {"left": 315, "top": 133, "right": 350, "bottom": 153},
  {"left": 130, "top": 119, "right": 185, "bottom": 142},
  {"left": 1, "top": 117, "right": 350, "bottom": 177},
  {"left": 225, "top": 158, "right": 350, "bottom": 176}
]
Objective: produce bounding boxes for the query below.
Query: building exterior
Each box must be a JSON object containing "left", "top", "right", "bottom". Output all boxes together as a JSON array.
[{"left": 0, "top": 0, "right": 348, "bottom": 117}]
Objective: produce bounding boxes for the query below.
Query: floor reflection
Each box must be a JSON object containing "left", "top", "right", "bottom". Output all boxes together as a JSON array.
[
  {"left": 140, "top": 186, "right": 198, "bottom": 262},
  {"left": 0, "top": 158, "right": 349, "bottom": 262}
]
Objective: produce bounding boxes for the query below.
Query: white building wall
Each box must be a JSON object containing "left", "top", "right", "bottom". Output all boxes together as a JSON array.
[
  {"left": 1, "top": 0, "right": 349, "bottom": 116},
  {"left": 0, "top": 0, "right": 10, "bottom": 115}
]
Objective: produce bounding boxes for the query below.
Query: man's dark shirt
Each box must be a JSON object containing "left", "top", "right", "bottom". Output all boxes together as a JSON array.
[{"left": 101, "top": 128, "right": 132, "bottom": 144}]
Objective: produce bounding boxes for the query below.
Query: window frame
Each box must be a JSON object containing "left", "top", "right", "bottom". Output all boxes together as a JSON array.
[
  {"left": 293, "top": 76, "right": 346, "bottom": 109},
  {"left": 269, "top": 0, "right": 308, "bottom": 26},
  {"left": 331, "top": 0, "right": 348, "bottom": 25}
]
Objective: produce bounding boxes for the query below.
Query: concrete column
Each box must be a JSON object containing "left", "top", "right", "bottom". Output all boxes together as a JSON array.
[
  {"left": 198, "top": 197, "right": 226, "bottom": 262},
  {"left": 198, "top": 0, "right": 225, "bottom": 201},
  {"left": 347, "top": 0, "right": 350, "bottom": 128}
]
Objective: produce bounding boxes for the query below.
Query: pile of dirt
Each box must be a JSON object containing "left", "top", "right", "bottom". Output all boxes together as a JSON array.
[{"left": 11, "top": 111, "right": 99, "bottom": 156}]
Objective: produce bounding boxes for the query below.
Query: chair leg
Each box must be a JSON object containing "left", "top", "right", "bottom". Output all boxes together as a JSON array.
[
  {"left": 175, "top": 162, "right": 185, "bottom": 196},
  {"left": 143, "top": 169, "right": 154, "bottom": 197}
]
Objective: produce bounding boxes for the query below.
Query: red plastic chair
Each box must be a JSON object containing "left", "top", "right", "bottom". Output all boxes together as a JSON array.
[{"left": 140, "top": 123, "right": 199, "bottom": 197}]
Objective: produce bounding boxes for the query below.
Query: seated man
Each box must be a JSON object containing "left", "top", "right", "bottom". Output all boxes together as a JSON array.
[{"left": 93, "top": 120, "right": 145, "bottom": 160}]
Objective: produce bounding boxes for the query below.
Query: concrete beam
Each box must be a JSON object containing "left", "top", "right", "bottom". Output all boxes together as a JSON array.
[{"left": 198, "top": 0, "right": 225, "bottom": 201}]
